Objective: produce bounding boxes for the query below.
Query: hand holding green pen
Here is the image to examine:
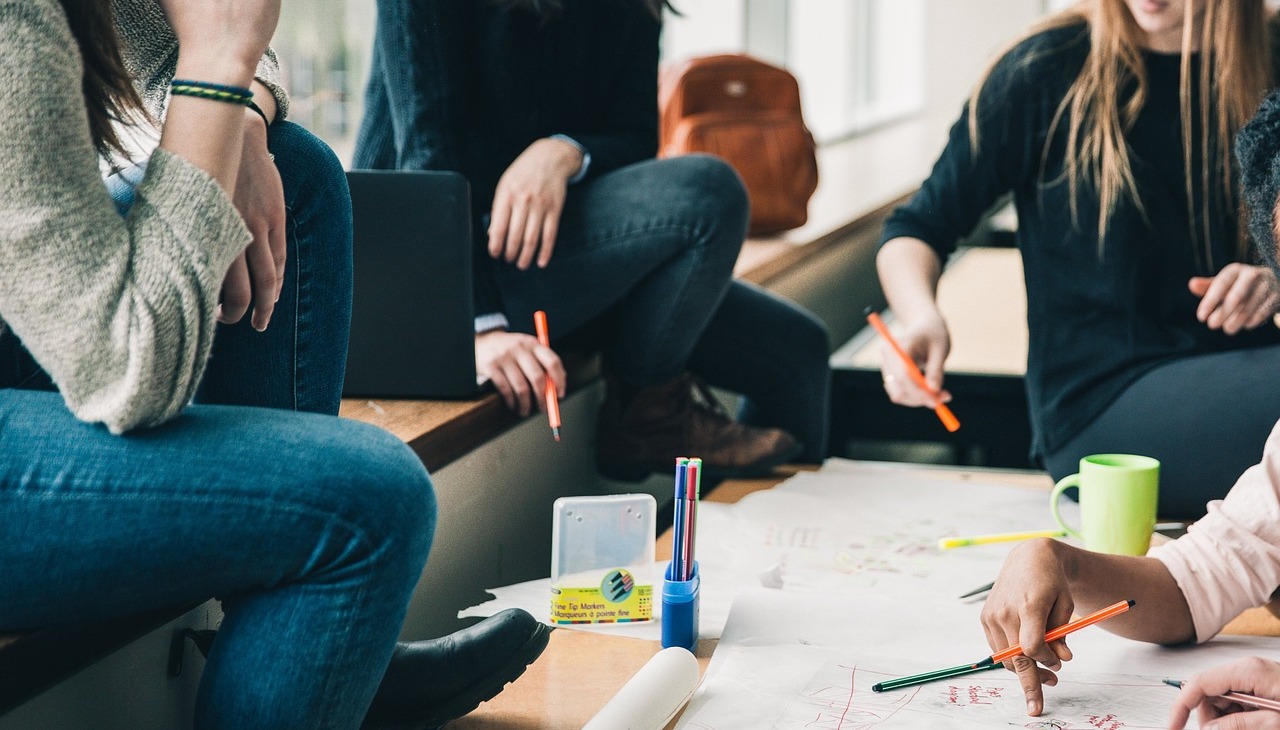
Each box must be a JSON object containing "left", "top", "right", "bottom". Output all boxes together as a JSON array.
[{"left": 873, "top": 600, "right": 1132, "bottom": 695}]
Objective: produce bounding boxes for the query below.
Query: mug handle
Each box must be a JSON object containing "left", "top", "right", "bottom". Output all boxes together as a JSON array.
[{"left": 1050, "top": 474, "right": 1085, "bottom": 541}]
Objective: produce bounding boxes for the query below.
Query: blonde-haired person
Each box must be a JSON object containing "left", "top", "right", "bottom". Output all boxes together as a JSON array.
[{"left": 877, "top": 0, "right": 1280, "bottom": 519}]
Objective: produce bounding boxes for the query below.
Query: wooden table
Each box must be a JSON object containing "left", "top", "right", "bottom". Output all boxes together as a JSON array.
[
  {"left": 448, "top": 464, "right": 1009, "bottom": 728},
  {"left": 450, "top": 460, "right": 1280, "bottom": 728}
]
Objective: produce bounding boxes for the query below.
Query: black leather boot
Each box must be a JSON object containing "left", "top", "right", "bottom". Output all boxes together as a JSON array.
[{"left": 361, "top": 608, "right": 552, "bottom": 729}]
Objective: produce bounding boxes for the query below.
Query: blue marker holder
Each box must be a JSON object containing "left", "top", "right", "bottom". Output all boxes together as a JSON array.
[{"left": 661, "top": 560, "right": 700, "bottom": 652}]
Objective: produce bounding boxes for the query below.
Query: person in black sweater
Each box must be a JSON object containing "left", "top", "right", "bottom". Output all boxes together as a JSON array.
[
  {"left": 877, "top": 0, "right": 1280, "bottom": 519},
  {"left": 354, "top": 0, "right": 831, "bottom": 480}
]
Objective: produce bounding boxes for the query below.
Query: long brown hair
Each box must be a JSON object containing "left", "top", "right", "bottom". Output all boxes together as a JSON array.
[
  {"left": 970, "top": 0, "right": 1272, "bottom": 265},
  {"left": 57, "top": 0, "right": 144, "bottom": 158}
]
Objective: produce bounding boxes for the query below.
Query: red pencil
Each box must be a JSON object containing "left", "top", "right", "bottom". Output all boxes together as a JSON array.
[
  {"left": 865, "top": 309, "right": 960, "bottom": 432},
  {"left": 683, "top": 459, "right": 699, "bottom": 580},
  {"left": 533, "top": 310, "right": 561, "bottom": 441}
]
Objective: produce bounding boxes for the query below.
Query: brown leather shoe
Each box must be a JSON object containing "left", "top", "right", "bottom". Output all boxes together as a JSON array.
[{"left": 596, "top": 373, "right": 802, "bottom": 481}]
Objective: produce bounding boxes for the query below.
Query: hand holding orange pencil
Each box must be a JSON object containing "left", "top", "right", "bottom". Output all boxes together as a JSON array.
[{"left": 865, "top": 309, "right": 960, "bottom": 432}]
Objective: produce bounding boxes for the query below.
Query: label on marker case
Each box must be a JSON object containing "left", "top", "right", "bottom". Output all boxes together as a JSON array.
[{"left": 551, "top": 576, "right": 653, "bottom": 624}]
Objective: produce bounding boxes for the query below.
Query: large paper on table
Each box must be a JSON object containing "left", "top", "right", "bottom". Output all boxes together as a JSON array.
[
  {"left": 461, "top": 459, "right": 1073, "bottom": 639},
  {"left": 677, "top": 588, "right": 1280, "bottom": 729}
]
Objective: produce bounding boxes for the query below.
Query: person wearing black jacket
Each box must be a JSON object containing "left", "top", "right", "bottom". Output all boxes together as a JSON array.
[
  {"left": 877, "top": 0, "right": 1280, "bottom": 519},
  {"left": 354, "top": 0, "right": 831, "bottom": 479}
]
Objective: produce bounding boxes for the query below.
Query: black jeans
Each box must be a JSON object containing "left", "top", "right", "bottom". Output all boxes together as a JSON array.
[
  {"left": 495, "top": 155, "right": 831, "bottom": 461},
  {"left": 1043, "top": 343, "right": 1280, "bottom": 520}
]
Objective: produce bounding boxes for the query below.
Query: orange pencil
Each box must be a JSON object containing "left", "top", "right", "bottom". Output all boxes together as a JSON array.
[
  {"left": 985, "top": 599, "right": 1135, "bottom": 665},
  {"left": 865, "top": 309, "right": 960, "bottom": 432},
  {"left": 873, "top": 599, "right": 1134, "bottom": 692},
  {"left": 533, "top": 310, "right": 561, "bottom": 442}
]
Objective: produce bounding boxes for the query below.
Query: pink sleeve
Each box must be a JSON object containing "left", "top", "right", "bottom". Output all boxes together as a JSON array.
[{"left": 1151, "top": 422, "right": 1280, "bottom": 643}]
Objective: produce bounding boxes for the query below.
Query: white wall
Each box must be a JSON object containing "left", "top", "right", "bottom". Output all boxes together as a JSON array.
[{"left": 922, "top": 0, "right": 1048, "bottom": 120}]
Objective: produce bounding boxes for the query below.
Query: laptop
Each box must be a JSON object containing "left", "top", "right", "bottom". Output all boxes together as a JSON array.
[{"left": 342, "top": 170, "right": 482, "bottom": 399}]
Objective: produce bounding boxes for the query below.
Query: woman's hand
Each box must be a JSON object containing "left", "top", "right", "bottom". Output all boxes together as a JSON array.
[
  {"left": 475, "top": 330, "right": 567, "bottom": 417},
  {"left": 1189, "top": 264, "right": 1280, "bottom": 336},
  {"left": 159, "top": 0, "right": 281, "bottom": 76},
  {"left": 487, "top": 138, "right": 585, "bottom": 271},
  {"left": 980, "top": 539, "right": 1076, "bottom": 717},
  {"left": 878, "top": 311, "right": 953, "bottom": 407},
  {"left": 219, "top": 112, "right": 285, "bottom": 331},
  {"left": 1168, "top": 657, "right": 1280, "bottom": 730}
]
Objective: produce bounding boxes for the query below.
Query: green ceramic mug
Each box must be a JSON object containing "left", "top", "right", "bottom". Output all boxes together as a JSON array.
[{"left": 1050, "top": 454, "right": 1160, "bottom": 556}]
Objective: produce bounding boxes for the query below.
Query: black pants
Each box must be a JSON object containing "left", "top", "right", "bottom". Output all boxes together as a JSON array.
[{"left": 1043, "top": 343, "right": 1280, "bottom": 520}]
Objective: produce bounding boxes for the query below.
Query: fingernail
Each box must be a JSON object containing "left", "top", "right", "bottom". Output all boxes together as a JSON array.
[{"left": 1026, "top": 700, "right": 1037, "bottom": 715}]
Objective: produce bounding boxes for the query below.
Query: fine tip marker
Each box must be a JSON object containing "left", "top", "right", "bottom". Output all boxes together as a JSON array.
[
  {"left": 1163, "top": 677, "right": 1280, "bottom": 712},
  {"left": 873, "top": 599, "right": 1135, "bottom": 693},
  {"left": 958, "top": 581, "right": 994, "bottom": 599},
  {"left": 938, "top": 529, "right": 1069, "bottom": 550},
  {"left": 863, "top": 307, "right": 960, "bottom": 433},
  {"left": 533, "top": 310, "right": 562, "bottom": 442}
]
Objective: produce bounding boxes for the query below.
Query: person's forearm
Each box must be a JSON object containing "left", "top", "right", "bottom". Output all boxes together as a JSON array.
[
  {"left": 876, "top": 237, "right": 944, "bottom": 323},
  {"left": 1056, "top": 541, "right": 1195, "bottom": 645},
  {"left": 160, "top": 57, "right": 258, "bottom": 193}
]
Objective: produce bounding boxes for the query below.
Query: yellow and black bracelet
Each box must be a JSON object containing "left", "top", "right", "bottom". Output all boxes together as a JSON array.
[{"left": 170, "top": 79, "right": 253, "bottom": 106}]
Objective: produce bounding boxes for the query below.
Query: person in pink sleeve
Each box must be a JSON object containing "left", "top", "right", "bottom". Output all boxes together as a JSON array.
[{"left": 981, "top": 22, "right": 1280, "bottom": 729}]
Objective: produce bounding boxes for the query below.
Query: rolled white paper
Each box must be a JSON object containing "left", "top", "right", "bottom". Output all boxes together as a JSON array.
[{"left": 581, "top": 647, "right": 700, "bottom": 730}]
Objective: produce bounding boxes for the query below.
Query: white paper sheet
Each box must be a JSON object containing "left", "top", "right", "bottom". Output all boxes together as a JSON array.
[
  {"left": 460, "top": 459, "right": 1079, "bottom": 639},
  {"left": 677, "top": 588, "right": 1280, "bottom": 729}
]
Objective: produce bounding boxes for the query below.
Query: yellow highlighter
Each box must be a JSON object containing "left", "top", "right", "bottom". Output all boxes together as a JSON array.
[{"left": 938, "top": 529, "right": 1068, "bottom": 550}]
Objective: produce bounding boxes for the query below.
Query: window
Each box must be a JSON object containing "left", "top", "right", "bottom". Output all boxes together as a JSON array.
[
  {"left": 269, "top": 0, "right": 1050, "bottom": 162},
  {"left": 270, "top": 1, "right": 374, "bottom": 163},
  {"left": 664, "top": 0, "right": 926, "bottom": 144}
]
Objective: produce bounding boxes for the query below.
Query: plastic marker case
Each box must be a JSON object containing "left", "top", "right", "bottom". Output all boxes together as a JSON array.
[{"left": 551, "top": 494, "right": 655, "bottom": 624}]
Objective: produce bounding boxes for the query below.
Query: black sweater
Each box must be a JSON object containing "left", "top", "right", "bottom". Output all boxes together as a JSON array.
[
  {"left": 881, "top": 23, "right": 1280, "bottom": 458},
  {"left": 354, "top": 0, "right": 661, "bottom": 315}
]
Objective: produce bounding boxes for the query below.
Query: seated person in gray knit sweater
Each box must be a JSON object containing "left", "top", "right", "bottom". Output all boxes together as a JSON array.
[
  {"left": 107, "top": 0, "right": 351, "bottom": 416},
  {"left": 0, "top": 1, "right": 546, "bottom": 728}
]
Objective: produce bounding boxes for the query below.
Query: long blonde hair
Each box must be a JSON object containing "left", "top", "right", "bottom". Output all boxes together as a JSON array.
[{"left": 970, "top": 0, "right": 1272, "bottom": 266}]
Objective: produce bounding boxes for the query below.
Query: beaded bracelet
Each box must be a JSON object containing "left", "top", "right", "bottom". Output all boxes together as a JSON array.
[{"left": 170, "top": 79, "right": 253, "bottom": 107}]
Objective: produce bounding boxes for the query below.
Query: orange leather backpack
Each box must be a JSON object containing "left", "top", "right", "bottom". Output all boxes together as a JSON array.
[{"left": 659, "top": 54, "right": 819, "bottom": 235}]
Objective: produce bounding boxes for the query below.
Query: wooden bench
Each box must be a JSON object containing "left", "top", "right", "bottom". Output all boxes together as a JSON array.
[
  {"left": 830, "top": 246, "right": 1033, "bottom": 466},
  {"left": 0, "top": 115, "right": 954, "bottom": 720}
]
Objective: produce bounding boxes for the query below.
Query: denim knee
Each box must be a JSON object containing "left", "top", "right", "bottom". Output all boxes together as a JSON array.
[
  {"left": 787, "top": 304, "right": 831, "bottom": 366},
  {"left": 661, "top": 154, "right": 750, "bottom": 234},
  {"left": 269, "top": 121, "right": 352, "bottom": 218},
  {"left": 318, "top": 420, "right": 437, "bottom": 570}
]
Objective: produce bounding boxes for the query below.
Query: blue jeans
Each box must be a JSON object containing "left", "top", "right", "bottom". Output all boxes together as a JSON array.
[
  {"left": 495, "top": 156, "right": 832, "bottom": 460},
  {"left": 0, "top": 392, "right": 435, "bottom": 729},
  {"left": 106, "top": 121, "right": 354, "bottom": 415},
  {"left": 0, "top": 124, "right": 431, "bottom": 728}
]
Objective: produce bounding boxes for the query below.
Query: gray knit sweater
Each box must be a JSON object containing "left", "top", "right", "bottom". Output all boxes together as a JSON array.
[
  {"left": 0, "top": 0, "right": 251, "bottom": 433},
  {"left": 112, "top": 0, "right": 290, "bottom": 121}
]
